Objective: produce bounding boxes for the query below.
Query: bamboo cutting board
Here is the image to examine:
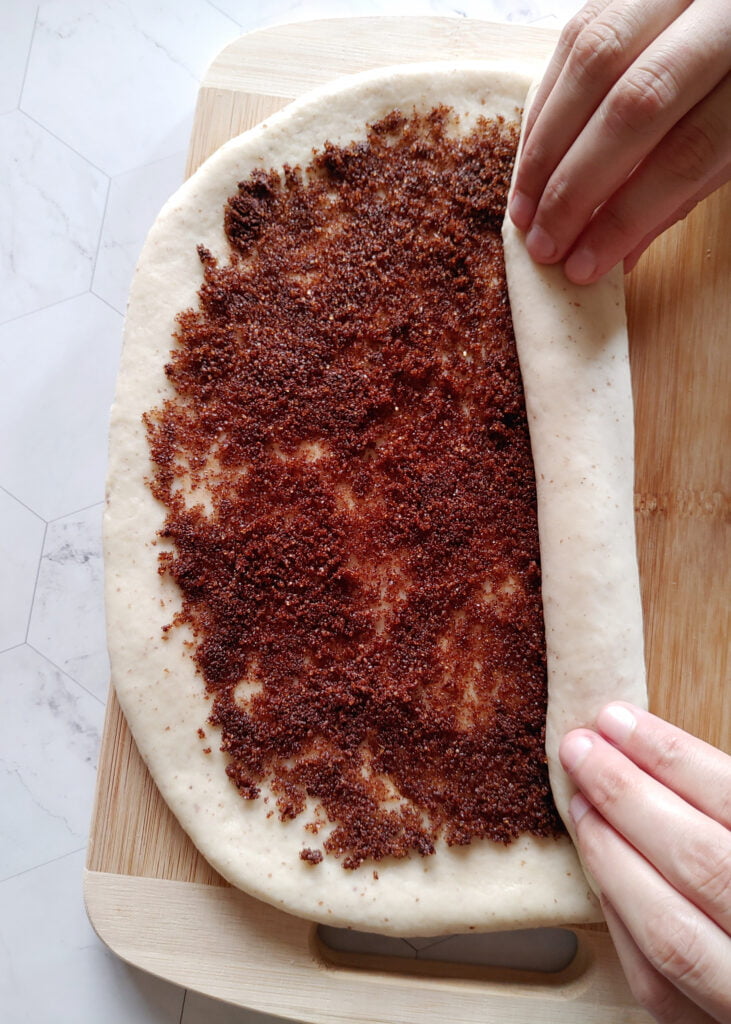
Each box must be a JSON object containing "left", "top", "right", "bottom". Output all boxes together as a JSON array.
[{"left": 85, "top": 17, "right": 730, "bottom": 1023}]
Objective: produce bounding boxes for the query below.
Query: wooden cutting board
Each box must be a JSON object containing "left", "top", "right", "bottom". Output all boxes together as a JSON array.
[{"left": 84, "top": 17, "right": 730, "bottom": 1023}]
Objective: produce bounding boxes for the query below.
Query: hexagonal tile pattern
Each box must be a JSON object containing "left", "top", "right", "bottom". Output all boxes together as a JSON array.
[
  {"left": 0, "top": 292, "right": 122, "bottom": 520},
  {"left": 0, "top": 849, "right": 185, "bottom": 1024},
  {"left": 0, "top": 644, "right": 103, "bottom": 881},
  {"left": 3, "top": 3, "right": 591, "bottom": 1020},
  {"left": 28, "top": 503, "right": 109, "bottom": 701},
  {"left": 0, "top": 1, "right": 37, "bottom": 114},
  {"left": 0, "top": 110, "right": 108, "bottom": 323},
  {"left": 0, "top": 490, "right": 45, "bottom": 652},
  {"left": 22, "top": 0, "right": 240, "bottom": 177},
  {"left": 93, "top": 150, "right": 186, "bottom": 314}
]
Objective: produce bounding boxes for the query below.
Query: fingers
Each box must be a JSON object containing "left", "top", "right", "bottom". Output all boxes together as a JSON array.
[
  {"left": 623, "top": 158, "right": 731, "bottom": 273},
  {"left": 565, "top": 75, "right": 731, "bottom": 283},
  {"left": 567, "top": 794, "right": 731, "bottom": 1023},
  {"left": 509, "top": 0, "right": 731, "bottom": 279},
  {"left": 521, "top": 0, "right": 615, "bottom": 144},
  {"left": 601, "top": 898, "right": 719, "bottom": 1023},
  {"left": 513, "top": 0, "right": 691, "bottom": 227},
  {"left": 561, "top": 727, "right": 731, "bottom": 933},
  {"left": 523, "top": 0, "right": 731, "bottom": 265},
  {"left": 595, "top": 702, "right": 731, "bottom": 828}
]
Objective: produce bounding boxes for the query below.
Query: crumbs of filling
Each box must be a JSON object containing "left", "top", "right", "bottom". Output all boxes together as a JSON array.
[
  {"left": 144, "top": 105, "right": 565, "bottom": 870},
  {"left": 300, "top": 847, "right": 324, "bottom": 865}
]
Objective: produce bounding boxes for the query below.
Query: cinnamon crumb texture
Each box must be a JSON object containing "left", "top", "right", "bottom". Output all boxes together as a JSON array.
[
  {"left": 300, "top": 847, "right": 324, "bottom": 866},
  {"left": 144, "top": 106, "right": 565, "bottom": 870}
]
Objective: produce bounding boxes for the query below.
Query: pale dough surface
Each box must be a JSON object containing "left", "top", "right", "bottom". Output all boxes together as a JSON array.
[
  {"left": 502, "top": 81, "right": 647, "bottom": 846},
  {"left": 105, "top": 62, "right": 644, "bottom": 936}
]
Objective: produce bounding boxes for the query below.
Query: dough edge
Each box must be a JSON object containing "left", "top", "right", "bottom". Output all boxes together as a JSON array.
[
  {"left": 105, "top": 61, "right": 643, "bottom": 937},
  {"left": 501, "top": 80, "right": 647, "bottom": 851}
]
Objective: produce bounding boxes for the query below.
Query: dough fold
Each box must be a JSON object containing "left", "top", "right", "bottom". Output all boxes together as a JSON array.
[
  {"left": 502, "top": 84, "right": 647, "bottom": 846},
  {"left": 105, "top": 62, "right": 645, "bottom": 935}
]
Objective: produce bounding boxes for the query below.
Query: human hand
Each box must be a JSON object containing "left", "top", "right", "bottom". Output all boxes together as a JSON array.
[
  {"left": 509, "top": 0, "right": 731, "bottom": 284},
  {"left": 560, "top": 703, "right": 731, "bottom": 1023}
]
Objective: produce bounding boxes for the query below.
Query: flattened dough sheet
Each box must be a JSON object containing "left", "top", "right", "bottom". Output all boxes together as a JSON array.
[{"left": 105, "top": 62, "right": 645, "bottom": 936}]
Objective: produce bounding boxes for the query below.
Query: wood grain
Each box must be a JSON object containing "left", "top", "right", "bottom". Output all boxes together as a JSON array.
[
  {"left": 627, "top": 183, "right": 731, "bottom": 746},
  {"left": 85, "top": 16, "right": 729, "bottom": 1019},
  {"left": 85, "top": 872, "right": 654, "bottom": 1023}
]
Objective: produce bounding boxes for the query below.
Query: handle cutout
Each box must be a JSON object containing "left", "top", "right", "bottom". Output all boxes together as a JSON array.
[{"left": 316, "top": 925, "right": 585, "bottom": 986}]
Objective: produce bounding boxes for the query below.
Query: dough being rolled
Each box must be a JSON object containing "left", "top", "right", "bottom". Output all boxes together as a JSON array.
[
  {"left": 105, "top": 62, "right": 645, "bottom": 936},
  {"left": 502, "top": 83, "right": 647, "bottom": 842}
]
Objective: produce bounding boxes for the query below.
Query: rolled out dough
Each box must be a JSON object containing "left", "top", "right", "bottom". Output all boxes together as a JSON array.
[{"left": 105, "top": 61, "right": 645, "bottom": 936}]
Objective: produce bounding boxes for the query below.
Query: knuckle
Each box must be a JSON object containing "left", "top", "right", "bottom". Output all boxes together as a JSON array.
[
  {"left": 604, "top": 62, "right": 679, "bottom": 137},
  {"left": 643, "top": 904, "right": 708, "bottom": 989},
  {"left": 662, "top": 121, "right": 719, "bottom": 184},
  {"left": 679, "top": 834, "right": 731, "bottom": 911},
  {"left": 596, "top": 200, "right": 636, "bottom": 246},
  {"left": 541, "top": 175, "right": 575, "bottom": 221},
  {"left": 646, "top": 729, "right": 684, "bottom": 777},
  {"left": 561, "top": 5, "right": 600, "bottom": 50},
  {"left": 586, "top": 761, "right": 633, "bottom": 816},
  {"left": 569, "top": 19, "right": 627, "bottom": 87},
  {"left": 519, "top": 137, "right": 550, "bottom": 183}
]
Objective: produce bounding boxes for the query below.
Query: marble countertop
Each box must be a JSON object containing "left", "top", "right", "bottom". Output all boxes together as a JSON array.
[{"left": 1, "top": 2, "right": 580, "bottom": 1021}]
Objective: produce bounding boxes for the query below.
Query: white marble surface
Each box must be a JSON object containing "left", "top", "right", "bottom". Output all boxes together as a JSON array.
[{"left": 1, "top": 2, "right": 582, "bottom": 1020}]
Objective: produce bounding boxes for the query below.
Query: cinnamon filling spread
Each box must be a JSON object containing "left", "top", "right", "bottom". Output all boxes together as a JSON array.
[{"left": 144, "top": 106, "right": 565, "bottom": 870}]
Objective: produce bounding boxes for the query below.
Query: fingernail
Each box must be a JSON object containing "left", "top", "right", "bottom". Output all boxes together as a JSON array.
[
  {"left": 565, "top": 246, "right": 596, "bottom": 284},
  {"left": 597, "top": 703, "right": 636, "bottom": 746},
  {"left": 509, "top": 189, "right": 536, "bottom": 230},
  {"left": 570, "top": 792, "right": 591, "bottom": 824},
  {"left": 525, "top": 223, "right": 557, "bottom": 262},
  {"left": 560, "top": 733, "right": 593, "bottom": 773}
]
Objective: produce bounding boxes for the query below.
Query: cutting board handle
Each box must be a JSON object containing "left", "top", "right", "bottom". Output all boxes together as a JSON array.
[{"left": 85, "top": 870, "right": 649, "bottom": 1022}]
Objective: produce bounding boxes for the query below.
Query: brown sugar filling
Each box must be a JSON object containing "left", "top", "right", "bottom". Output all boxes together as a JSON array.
[{"left": 144, "top": 106, "right": 566, "bottom": 870}]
